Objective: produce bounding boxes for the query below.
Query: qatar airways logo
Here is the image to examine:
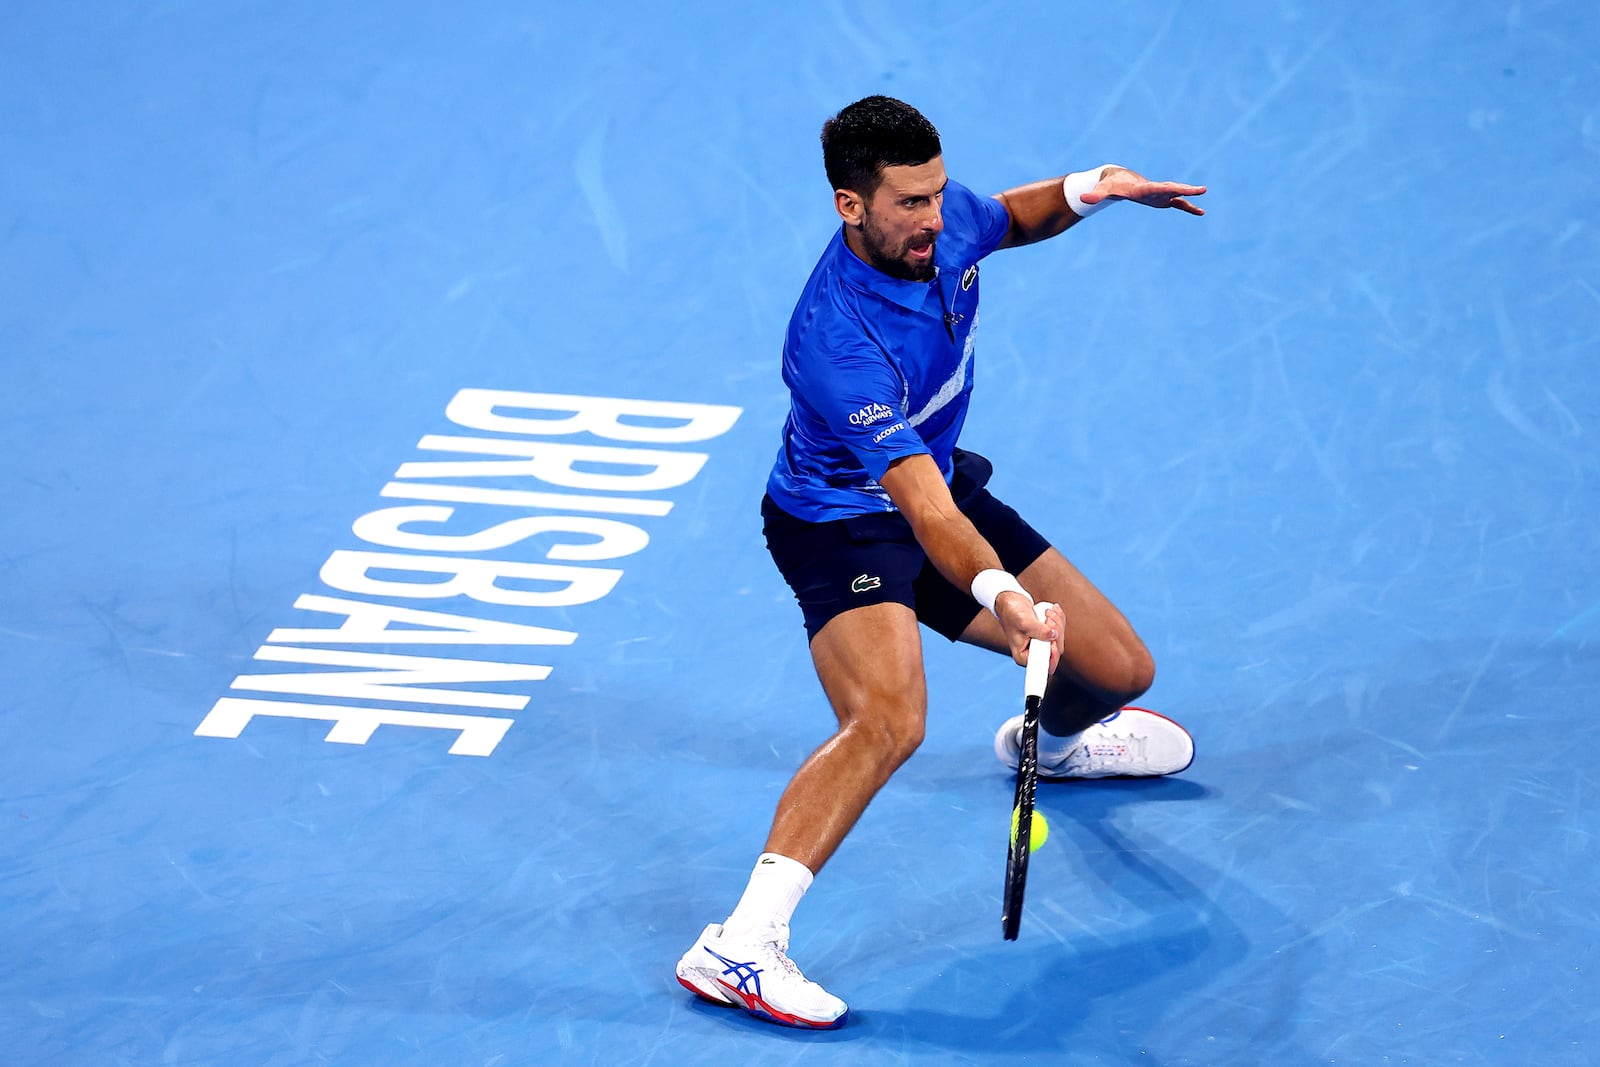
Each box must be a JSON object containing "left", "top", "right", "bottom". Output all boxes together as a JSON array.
[{"left": 849, "top": 402, "right": 895, "bottom": 427}]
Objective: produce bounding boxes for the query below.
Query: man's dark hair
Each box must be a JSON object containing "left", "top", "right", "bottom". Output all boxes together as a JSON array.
[{"left": 821, "top": 96, "right": 942, "bottom": 196}]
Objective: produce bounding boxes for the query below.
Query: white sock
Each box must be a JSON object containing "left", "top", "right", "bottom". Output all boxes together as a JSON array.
[
  {"left": 1037, "top": 726, "right": 1085, "bottom": 763},
  {"left": 723, "top": 852, "right": 813, "bottom": 936}
]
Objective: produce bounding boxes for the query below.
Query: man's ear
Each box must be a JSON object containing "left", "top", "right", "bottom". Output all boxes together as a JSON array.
[{"left": 834, "top": 188, "right": 865, "bottom": 227}]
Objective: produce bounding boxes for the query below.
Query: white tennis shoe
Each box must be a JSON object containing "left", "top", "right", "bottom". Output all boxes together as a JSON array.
[
  {"left": 994, "top": 706, "right": 1195, "bottom": 779},
  {"left": 675, "top": 921, "right": 849, "bottom": 1030}
]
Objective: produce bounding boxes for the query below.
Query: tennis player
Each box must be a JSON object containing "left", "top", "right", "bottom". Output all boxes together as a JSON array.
[{"left": 676, "top": 95, "right": 1206, "bottom": 1028}]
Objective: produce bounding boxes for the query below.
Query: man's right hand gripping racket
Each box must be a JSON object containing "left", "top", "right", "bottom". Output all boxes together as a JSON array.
[{"left": 1002, "top": 601, "right": 1054, "bottom": 941}]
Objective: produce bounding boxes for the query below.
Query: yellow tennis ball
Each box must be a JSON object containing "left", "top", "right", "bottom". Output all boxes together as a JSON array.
[{"left": 1010, "top": 808, "right": 1049, "bottom": 852}]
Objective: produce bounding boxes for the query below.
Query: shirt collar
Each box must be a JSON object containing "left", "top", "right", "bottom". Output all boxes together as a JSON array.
[{"left": 829, "top": 227, "right": 941, "bottom": 315}]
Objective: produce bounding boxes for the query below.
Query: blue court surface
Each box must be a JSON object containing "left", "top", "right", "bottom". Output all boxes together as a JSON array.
[{"left": 3, "top": 3, "right": 1597, "bottom": 1064}]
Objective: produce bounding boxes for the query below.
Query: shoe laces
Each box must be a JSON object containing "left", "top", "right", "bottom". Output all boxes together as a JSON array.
[
  {"left": 1072, "top": 726, "right": 1147, "bottom": 766},
  {"left": 748, "top": 922, "right": 804, "bottom": 979}
]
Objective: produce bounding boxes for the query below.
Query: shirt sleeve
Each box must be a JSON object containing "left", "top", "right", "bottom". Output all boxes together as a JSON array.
[
  {"left": 787, "top": 304, "right": 930, "bottom": 482},
  {"left": 942, "top": 179, "right": 1012, "bottom": 260}
]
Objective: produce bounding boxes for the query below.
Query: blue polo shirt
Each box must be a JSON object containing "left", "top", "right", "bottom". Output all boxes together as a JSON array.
[{"left": 766, "top": 179, "right": 1012, "bottom": 522}]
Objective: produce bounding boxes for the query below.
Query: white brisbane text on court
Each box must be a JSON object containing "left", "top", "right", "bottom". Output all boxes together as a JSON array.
[{"left": 195, "top": 389, "right": 741, "bottom": 756}]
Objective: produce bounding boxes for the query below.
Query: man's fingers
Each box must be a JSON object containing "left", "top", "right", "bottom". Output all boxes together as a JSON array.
[
  {"left": 1119, "top": 181, "right": 1205, "bottom": 202},
  {"left": 1041, "top": 604, "right": 1064, "bottom": 672},
  {"left": 1136, "top": 182, "right": 1205, "bottom": 197},
  {"left": 1085, "top": 181, "right": 1206, "bottom": 213},
  {"left": 1012, "top": 602, "right": 1060, "bottom": 670},
  {"left": 1013, "top": 607, "right": 1062, "bottom": 672}
]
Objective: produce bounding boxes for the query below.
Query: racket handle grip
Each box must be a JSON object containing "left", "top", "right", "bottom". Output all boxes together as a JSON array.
[{"left": 1024, "top": 601, "right": 1054, "bottom": 699}]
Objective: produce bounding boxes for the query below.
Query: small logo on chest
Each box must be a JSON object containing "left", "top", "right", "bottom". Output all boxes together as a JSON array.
[{"left": 960, "top": 264, "right": 978, "bottom": 291}]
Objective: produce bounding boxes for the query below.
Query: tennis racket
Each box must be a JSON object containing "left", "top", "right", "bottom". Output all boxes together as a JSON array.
[{"left": 1002, "top": 601, "right": 1054, "bottom": 941}]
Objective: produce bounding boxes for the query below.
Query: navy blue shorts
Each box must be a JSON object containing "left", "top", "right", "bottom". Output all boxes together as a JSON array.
[{"left": 762, "top": 449, "right": 1053, "bottom": 643}]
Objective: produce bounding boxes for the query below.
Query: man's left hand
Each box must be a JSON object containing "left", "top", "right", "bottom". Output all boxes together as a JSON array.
[{"left": 1083, "top": 168, "right": 1207, "bottom": 216}]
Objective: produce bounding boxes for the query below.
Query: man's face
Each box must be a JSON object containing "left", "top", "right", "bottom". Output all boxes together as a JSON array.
[{"left": 848, "top": 157, "right": 947, "bottom": 282}]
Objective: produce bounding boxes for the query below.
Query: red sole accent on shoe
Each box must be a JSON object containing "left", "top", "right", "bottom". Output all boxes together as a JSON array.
[
  {"left": 677, "top": 974, "right": 736, "bottom": 1008},
  {"left": 714, "top": 977, "right": 848, "bottom": 1030}
]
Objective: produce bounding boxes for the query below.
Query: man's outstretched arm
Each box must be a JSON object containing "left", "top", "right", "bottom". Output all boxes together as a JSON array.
[{"left": 993, "top": 166, "right": 1206, "bottom": 250}]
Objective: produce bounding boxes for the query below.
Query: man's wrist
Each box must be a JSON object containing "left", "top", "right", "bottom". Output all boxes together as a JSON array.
[
  {"left": 1063, "top": 164, "right": 1120, "bottom": 218},
  {"left": 971, "top": 569, "right": 1031, "bottom": 616}
]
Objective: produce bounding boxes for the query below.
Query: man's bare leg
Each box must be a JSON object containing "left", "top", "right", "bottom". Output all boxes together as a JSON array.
[
  {"left": 675, "top": 602, "right": 926, "bottom": 1026},
  {"left": 762, "top": 600, "right": 929, "bottom": 872},
  {"left": 957, "top": 547, "right": 1154, "bottom": 735}
]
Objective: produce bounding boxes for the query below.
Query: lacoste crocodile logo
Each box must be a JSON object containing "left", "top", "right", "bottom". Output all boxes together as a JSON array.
[{"left": 851, "top": 574, "right": 881, "bottom": 594}]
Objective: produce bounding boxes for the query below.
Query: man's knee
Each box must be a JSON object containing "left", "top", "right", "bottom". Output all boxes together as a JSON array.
[
  {"left": 1075, "top": 634, "right": 1155, "bottom": 706},
  {"left": 839, "top": 693, "right": 926, "bottom": 767},
  {"left": 1091, "top": 621, "right": 1154, "bottom": 702},
  {"left": 1126, "top": 643, "right": 1156, "bottom": 701},
  {"left": 878, "top": 705, "right": 927, "bottom": 763}
]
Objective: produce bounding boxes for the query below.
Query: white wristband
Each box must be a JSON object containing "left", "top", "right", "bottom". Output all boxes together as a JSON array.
[
  {"left": 971, "top": 569, "right": 1030, "bottom": 616},
  {"left": 1063, "top": 165, "right": 1120, "bottom": 218}
]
